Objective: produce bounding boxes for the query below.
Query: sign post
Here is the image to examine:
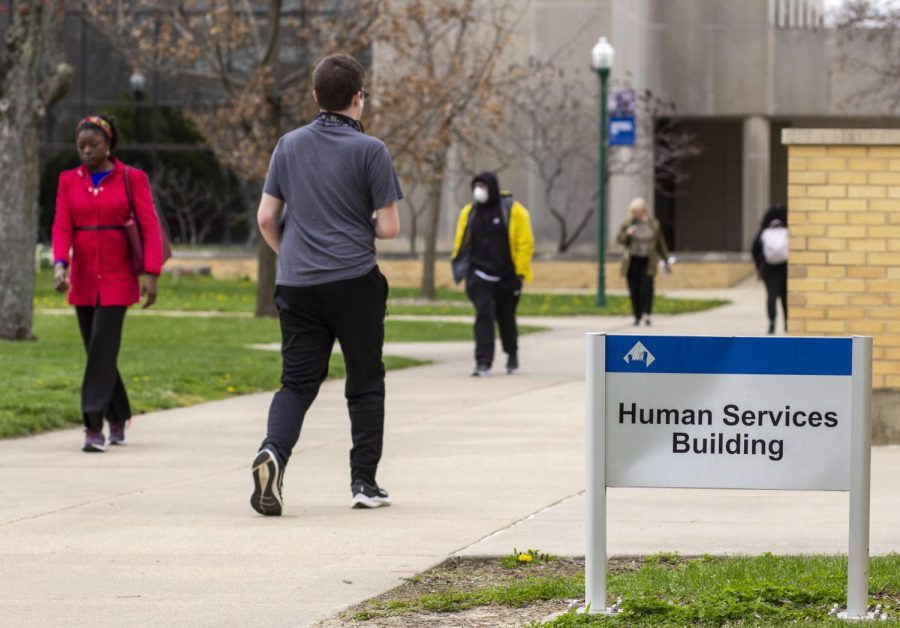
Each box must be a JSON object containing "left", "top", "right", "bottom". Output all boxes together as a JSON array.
[
  {"left": 584, "top": 334, "right": 873, "bottom": 619},
  {"left": 847, "top": 337, "right": 872, "bottom": 618},
  {"left": 585, "top": 333, "right": 607, "bottom": 611}
]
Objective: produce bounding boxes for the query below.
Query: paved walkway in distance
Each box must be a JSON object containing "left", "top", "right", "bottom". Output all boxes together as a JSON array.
[{"left": 2, "top": 278, "right": 898, "bottom": 627}]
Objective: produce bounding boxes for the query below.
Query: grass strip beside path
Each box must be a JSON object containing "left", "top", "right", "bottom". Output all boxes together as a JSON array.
[
  {"left": 387, "top": 287, "right": 728, "bottom": 317},
  {"left": 0, "top": 313, "right": 510, "bottom": 439},
  {"left": 335, "top": 553, "right": 900, "bottom": 627},
  {"left": 34, "top": 271, "right": 728, "bottom": 317},
  {"left": 34, "top": 270, "right": 258, "bottom": 313}
]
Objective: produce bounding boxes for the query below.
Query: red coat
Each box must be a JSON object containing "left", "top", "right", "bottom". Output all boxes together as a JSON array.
[{"left": 52, "top": 159, "right": 163, "bottom": 307}]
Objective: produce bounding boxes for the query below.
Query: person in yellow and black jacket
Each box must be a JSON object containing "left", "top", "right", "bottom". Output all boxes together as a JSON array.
[{"left": 451, "top": 171, "right": 534, "bottom": 377}]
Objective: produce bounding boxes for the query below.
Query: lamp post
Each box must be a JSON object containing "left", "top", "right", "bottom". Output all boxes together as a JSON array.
[
  {"left": 591, "top": 36, "right": 614, "bottom": 307},
  {"left": 130, "top": 71, "right": 146, "bottom": 144}
]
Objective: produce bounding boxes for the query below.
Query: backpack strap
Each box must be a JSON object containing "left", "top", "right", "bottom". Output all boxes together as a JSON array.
[{"left": 499, "top": 194, "right": 513, "bottom": 228}]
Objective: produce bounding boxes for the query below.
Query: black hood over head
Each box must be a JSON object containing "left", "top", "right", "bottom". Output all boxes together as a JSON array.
[
  {"left": 472, "top": 171, "right": 501, "bottom": 207},
  {"left": 759, "top": 203, "right": 787, "bottom": 230}
]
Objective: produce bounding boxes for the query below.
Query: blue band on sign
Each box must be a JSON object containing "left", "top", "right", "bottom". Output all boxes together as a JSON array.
[{"left": 605, "top": 336, "right": 852, "bottom": 376}]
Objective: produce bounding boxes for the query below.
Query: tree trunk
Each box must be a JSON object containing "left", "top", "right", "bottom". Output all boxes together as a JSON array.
[
  {"left": 0, "top": 121, "right": 40, "bottom": 339},
  {"left": 419, "top": 169, "right": 445, "bottom": 300},
  {"left": 408, "top": 208, "right": 418, "bottom": 256},
  {"left": 254, "top": 238, "right": 278, "bottom": 317},
  {"left": 0, "top": 1, "right": 72, "bottom": 340},
  {"left": 253, "top": 5, "right": 282, "bottom": 318}
]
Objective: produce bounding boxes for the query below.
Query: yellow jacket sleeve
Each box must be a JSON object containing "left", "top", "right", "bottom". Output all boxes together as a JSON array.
[
  {"left": 509, "top": 201, "right": 534, "bottom": 283},
  {"left": 452, "top": 204, "right": 473, "bottom": 260}
]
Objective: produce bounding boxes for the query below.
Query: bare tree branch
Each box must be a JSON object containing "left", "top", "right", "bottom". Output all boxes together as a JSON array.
[{"left": 831, "top": 0, "right": 900, "bottom": 112}]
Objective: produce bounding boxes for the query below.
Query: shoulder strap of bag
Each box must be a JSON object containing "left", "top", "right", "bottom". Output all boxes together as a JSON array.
[
  {"left": 500, "top": 194, "right": 513, "bottom": 228},
  {"left": 123, "top": 166, "right": 135, "bottom": 219}
]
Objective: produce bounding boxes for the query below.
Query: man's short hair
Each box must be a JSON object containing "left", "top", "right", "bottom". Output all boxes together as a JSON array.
[{"left": 313, "top": 54, "right": 365, "bottom": 112}]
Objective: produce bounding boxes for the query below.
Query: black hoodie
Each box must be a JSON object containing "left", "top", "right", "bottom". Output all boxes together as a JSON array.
[{"left": 469, "top": 171, "right": 513, "bottom": 278}]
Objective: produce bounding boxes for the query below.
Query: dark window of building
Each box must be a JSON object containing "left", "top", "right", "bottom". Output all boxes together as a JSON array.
[{"left": 654, "top": 119, "right": 743, "bottom": 252}]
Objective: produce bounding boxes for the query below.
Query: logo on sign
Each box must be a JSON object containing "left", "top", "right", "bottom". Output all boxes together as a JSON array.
[{"left": 624, "top": 342, "right": 654, "bottom": 367}]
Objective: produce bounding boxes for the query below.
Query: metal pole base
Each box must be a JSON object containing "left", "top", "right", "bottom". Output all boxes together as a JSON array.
[
  {"left": 576, "top": 597, "right": 622, "bottom": 616},
  {"left": 829, "top": 603, "right": 889, "bottom": 621}
]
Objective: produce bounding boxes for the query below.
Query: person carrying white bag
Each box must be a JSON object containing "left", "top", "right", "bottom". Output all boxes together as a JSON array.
[{"left": 752, "top": 204, "right": 788, "bottom": 334}]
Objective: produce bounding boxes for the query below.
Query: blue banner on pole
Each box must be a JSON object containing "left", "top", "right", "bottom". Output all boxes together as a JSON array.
[{"left": 609, "top": 116, "right": 636, "bottom": 146}]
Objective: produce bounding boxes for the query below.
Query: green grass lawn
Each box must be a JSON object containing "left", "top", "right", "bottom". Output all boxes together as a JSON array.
[
  {"left": 345, "top": 552, "right": 900, "bottom": 626},
  {"left": 34, "top": 269, "right": 258, "bottom": 313},
  {"left": 576, "top": 552, "right": 900, "bottom": 626},
  {"left": 0, "top": 313, "right": 508, "bottom": 439},
  {"left": 34, "top": 270, "right": 728, "bottom": 317},
  {"left": 387, "top": 287, "right": 728, "bottom": 317}
]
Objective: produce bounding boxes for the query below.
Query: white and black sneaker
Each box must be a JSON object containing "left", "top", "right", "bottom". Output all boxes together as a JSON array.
[
  {"left": 250, "top": 448, "right": 284, "bottom": 516},
  {"left": 471, "top": 364, "right": 491, "bottom": 377},
  {"left": 351, "top": 480, "right": 391, "bottom": 509}
]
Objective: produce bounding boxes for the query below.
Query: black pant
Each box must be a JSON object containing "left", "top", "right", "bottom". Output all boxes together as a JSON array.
[
  {"left": 260, "top": 266, "right": 388, "bottom": 486},
  {"left": 75, "top": 305, "right": 131, "bottom": 432},
  {"left": 465, "top": 273, "right": 521, "bottom": 368},
  {"left": 626, "top": 256, "right": 654, "bottom": 321},
  {"left": 762, "top": 263, "right": 788, "bottom": 325}
]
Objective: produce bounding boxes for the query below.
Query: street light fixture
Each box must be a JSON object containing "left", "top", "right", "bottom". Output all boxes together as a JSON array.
[
  {"left": 130, "top": 71, "right": 146, "bottom": 144},
  {"left": 129, "top": 71, "right": 146, "bottom": 93},
  {"left": 591, "top": 36, "right": 614, "bottom": 307}
]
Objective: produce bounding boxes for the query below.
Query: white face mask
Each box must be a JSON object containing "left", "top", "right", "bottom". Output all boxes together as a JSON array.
[{"left": 473, "top": 187, "right": 489, "bottom": 204}]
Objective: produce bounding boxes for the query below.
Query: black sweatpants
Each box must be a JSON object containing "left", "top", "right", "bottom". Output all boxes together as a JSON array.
[
  {"left": 465, "top": 273, "right": 521, "bottom": 368},
  {"left": 626, "top": 256, "right": 654, "bottom": 321},
  {"left": 260, "top": 266, "right": 388, "bottom": 486},
  {"left": 762, "top": 262, "right": 788, "bottom": 326},
  {"left": 75, "top": 305, "right": 131, "bottom": 432}
]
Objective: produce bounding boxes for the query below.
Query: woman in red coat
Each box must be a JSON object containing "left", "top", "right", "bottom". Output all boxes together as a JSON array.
[{"left": 52, "top": 115, "right": 163, "bottom": 452}]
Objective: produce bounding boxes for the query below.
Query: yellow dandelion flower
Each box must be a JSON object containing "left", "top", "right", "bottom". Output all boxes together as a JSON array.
[
  {"left": 227, "top": 385, "right": 237, "bottom": 393},
  {"left": 517, "top": 554, "right": 533, "bottom": 563}
]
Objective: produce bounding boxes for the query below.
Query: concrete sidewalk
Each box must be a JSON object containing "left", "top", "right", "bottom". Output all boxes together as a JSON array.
[{"left": 1, "top": 278, "right": 898, "bottom": 627}]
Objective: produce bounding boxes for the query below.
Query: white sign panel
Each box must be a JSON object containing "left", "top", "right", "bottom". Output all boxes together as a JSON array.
[
  {"left": 584, "top": 334, "right": 873, "bottom": 618},
  {"left": 603, "top": 336, "right": 854, "bottom": 491}
]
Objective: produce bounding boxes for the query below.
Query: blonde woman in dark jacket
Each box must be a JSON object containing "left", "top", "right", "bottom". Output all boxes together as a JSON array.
[{"left": 617, "top": 197, "right": 670, "bottom": 326}]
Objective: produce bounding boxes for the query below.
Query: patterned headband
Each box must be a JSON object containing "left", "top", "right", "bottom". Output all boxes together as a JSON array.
[{"left": 76, "top": 116, "right": 112, "bottom": 141}]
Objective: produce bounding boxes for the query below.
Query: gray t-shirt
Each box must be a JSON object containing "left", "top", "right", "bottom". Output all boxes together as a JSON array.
[{"left": 264, "top": 118, "right": 403, "bottom": 286}]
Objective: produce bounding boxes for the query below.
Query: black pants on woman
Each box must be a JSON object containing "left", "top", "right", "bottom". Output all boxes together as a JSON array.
[
  {"left": 761, "top": 262, "right": 787, "bottom": 330},
  {"left": 626, "top": 256, "right": 654, "bottom": 322},
  {"left": 260, "top": 267, "right": 388, "bottom": 486},
  {"left": 75, "top": 305, "right": 131, "bottom": 432}
]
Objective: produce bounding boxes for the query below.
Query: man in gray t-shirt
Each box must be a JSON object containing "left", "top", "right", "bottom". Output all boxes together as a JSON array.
[
  {"left": 250, "top": 54, "right": 402, "bottom": 517},
  {"left": 264, "top": 111, "right": 402, "bottom": 286}
]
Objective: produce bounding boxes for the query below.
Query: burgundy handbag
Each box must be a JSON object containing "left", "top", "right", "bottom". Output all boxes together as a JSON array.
[{"left": 123, "top": 166, "right": 172, "bottom": 275}]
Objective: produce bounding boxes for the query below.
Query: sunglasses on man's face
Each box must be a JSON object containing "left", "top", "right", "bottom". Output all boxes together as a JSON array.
[{"left": 361, "top": 90, "right": 371, "bottom": 100}]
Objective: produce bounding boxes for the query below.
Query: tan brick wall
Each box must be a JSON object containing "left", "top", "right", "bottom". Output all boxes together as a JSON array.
[
  {"left": 168, "top": 255, "right": 753, "bottom": 292},
  {"left": 166, "top": 253, "right": 753, "bottom": 292},
  {"left": 166, "top": 256, "right": 258, "bottom": 280},
  {"left": 375, "top": 259, "right": 753, "bottom": 291},
  {"left": 785, "top": 137, "right": 900, "bottom": 391}
]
